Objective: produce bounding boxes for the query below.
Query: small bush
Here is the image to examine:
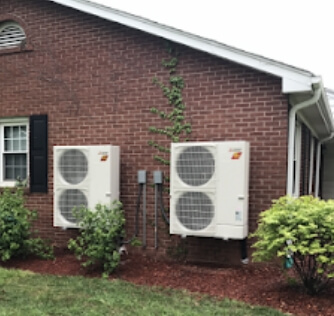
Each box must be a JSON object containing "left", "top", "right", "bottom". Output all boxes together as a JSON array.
[
  {"left": 68, "top": 201, "right": 125, "bottom": 278},
  {"left": 251, "top": 195, "right": 334, "bottom": 294},
  {"left": 0, "top": 188, "right": 53, "bottom": 261}
]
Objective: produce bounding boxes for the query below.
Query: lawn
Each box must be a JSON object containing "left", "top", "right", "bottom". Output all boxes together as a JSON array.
[{"left": 0, "top": 267, "right": 288, "bottom": 316}]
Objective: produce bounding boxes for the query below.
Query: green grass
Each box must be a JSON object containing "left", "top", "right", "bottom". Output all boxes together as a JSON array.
[{"left": 0, "top": 267, "right": 288, "bottom": 316}]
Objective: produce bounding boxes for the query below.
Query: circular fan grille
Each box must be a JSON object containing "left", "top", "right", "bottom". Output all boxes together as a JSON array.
[
  {"left": 59, "top": 149, "right": 88, "bottom": 184},
  {"left": 176, "top": 192, "right": 214, "bottom": 231},
  {"left": 176, "top": 146, "right": 215, "bottom": 186},
  {"left": 59, "top": 189, "right": 88, "bottom": 223}
]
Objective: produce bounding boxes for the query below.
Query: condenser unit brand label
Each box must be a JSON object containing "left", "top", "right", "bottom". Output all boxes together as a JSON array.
[
  {"left": 229, "top": 148, "right": 242, "bottom": 160},
  {"left": 98, "top": 152, "right": 109, "bottom": 161},
  {"left": 231, "top": 152, "right": 242, "bottom": 160}
]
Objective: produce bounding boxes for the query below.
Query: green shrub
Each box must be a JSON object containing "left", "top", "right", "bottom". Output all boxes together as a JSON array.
[
  {"left": 251, "top": 195, "right": 334, "bottom": 294},
  {"left": 68, "top": 201, "right": 126, "bottom": 278},
  {"left": 0, "top": 188, "right": 53, "bottom": 261}
]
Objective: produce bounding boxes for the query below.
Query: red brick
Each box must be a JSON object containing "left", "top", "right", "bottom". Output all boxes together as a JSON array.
[{"left": 0, "top": 0, "right": 288, "bottom": 263}]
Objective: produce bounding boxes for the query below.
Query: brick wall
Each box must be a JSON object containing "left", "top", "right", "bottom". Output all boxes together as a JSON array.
[{"left": 0, "top": 0, "right": 288, "bottom": 263}]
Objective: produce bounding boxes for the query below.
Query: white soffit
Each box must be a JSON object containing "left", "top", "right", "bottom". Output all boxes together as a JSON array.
[{"left": 49, "top": 0, "right": 314, "bottom": 93}]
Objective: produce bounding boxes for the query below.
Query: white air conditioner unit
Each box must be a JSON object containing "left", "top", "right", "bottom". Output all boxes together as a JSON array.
[
  {"left": 53, "top": 145, "right": 120, "bottom": 228},
  {"left": 170, "top": 141, "right": 250, "bottom": 240}
]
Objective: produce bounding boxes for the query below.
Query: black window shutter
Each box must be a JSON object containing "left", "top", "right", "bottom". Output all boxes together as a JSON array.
[{"left": 29, "top": 115, "right": 48, "bottom": 193}]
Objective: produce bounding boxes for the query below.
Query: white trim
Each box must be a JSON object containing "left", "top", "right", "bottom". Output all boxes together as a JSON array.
[
  {"left": 308, "top": 137, "right": 315, "bottom": 195},
  {"left": 49, "top": 0, "right": 315, "bottom": 94},
  {"left": 0, "top": 117, "right": 28, "bottom": 124},
  {"left": 315, "top": 142, "right": 321, "bottom": 198},
  {"left": 293, "top": 122, "right": 302, "bottom": 197}
]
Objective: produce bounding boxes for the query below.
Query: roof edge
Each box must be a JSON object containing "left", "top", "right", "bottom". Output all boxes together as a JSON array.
[{"left": 49, "top": 0, "right": 316, "bottom": 94}]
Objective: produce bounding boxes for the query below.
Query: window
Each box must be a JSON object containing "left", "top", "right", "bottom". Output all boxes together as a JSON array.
[
  {"left": 0, "top": 115, "right": 48, "bottom": 192},
  {"left": 0, "top": 118, "right": 28, "bottom": 186},
  {"left": 0, "top": 21, "right": 26, "bottom": 50}
]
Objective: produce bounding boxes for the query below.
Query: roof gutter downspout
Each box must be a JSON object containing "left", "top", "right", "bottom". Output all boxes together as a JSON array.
[
  {"left": 314, "top": 133, "right": 334, "bottom": 197},
  {"left": 287, "top": 85, "right": 322, "bottom": 196}
]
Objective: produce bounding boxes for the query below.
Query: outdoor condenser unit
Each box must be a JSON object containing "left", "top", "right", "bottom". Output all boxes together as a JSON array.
[
  {"left": 53, "top": 145, "right": 120, "bottom": 228},
  {"left": 170, "top": 141, "right": 250, "bottom": 239}
]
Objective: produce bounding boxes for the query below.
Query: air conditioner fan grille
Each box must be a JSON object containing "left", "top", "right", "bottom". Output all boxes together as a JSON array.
[
  {"left": 58, "top": 189, "right": 88, "bottom": 223},
  {"left": 176, "top": 146, "right": 215, "bottom": 186},
  {"left": 59, "top": 149, "right": 88, "bottom": 184},
  {"left": 176, "top": 191, "right": 214, "bottom": 231}
]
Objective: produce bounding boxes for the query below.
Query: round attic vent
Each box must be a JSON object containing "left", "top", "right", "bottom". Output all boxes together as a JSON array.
[{"left": 0, "top": 21, "right": 26, "bottom": 49}]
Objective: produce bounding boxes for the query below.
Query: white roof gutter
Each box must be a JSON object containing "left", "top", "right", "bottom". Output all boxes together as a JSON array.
[
  {"left": 287, "top": 77, "right": 334, "bottom": 197},
  {"left": 287, "top": 83, "right": 322, "bottom": 196}
]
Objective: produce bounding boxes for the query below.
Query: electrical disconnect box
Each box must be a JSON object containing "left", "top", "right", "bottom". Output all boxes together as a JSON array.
[
  {"left": 137, "top": 170, "right": 147, "bottom": 184},
  {"left": 153, "top": 171, "right": 163, "bottom": 184}
]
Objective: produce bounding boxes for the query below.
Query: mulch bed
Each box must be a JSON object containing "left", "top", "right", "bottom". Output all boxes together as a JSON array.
[{"left": 1, "top": 250, "right": 333, "bottom": 316}]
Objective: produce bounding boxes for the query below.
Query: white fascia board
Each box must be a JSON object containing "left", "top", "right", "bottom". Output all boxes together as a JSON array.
[
  {"left": 49, "top": 0, "right": 314, "bottom": 94},
  {"left": 282, "top": 77, "right": 313, "bottom": 93}
]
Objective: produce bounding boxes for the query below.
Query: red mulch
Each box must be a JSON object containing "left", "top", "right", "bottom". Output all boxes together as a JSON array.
[{"left": 1, "top": 250, "right": 333, "bottom": 316}]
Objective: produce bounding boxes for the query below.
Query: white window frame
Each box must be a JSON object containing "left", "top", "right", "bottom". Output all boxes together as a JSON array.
[{"left": 0, "top": 117, "right": 29, "bottom": 187}]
